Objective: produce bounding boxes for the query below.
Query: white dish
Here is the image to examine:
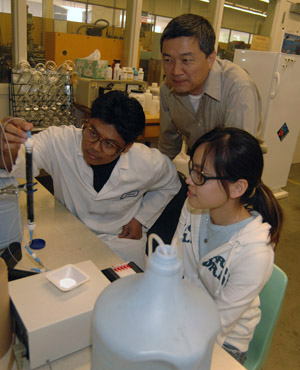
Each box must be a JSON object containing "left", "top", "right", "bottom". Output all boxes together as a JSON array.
[{"left": 46, "top": 264, "right": 90, "bottom": 292}]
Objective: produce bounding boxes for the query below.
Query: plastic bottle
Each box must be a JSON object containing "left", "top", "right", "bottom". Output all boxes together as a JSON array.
[
  {"left": 105, "top": 65, "right": 112, "bottom": 80},
  {"left": 144, "top": 88, "right": 152, "bottom": 113},
  {"left": 127, "top": 67, "right": 134, "bottom": 80},
  {"left": 173, "top": 138, "right": 190, "bottom": 178},
  {"left": 133, "top": 68, "right": 139, "bottom": 80},
  {"left": 150, "top": 95, "right": 160, "bottom": 115},
  {"left": 138, "top": 67, "right": 144, "bottom": 81},
  {"left": 149, "top": 82, "right": 160, "bottom": 96},
  {"left": 120, "top": 67, "right": 127, "bottom": 80},
  {"left": 113, "top": 63, "right": 121, "bottom": 80},
  {"left": 92, "top": 235, "right": 221, "bottom": 370},
  {"left": 129, "top": 90, "right": 145, "bottom": 109},
  {"left": 111, "top": 59, "right": 121, "bottom": 76}
]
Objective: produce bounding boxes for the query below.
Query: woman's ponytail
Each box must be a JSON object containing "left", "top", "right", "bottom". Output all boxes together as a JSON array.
[{"left": 250, "top": 182, "right": 283, "bottom": 247}]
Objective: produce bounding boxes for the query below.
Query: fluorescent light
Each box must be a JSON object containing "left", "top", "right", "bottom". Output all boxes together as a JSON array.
[
  {"left": 199, "top": 0, "right": 210, "bottom": 3},
  {"left": 259, "top": 0, "right": 269, "bottom": 3},
  {"left": 224, "top": 4, "right": 267, "bottom": 17}
]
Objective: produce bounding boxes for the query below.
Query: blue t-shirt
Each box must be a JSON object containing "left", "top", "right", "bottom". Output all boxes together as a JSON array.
[{"left": 198, "top": 214, "right": 254, "bottom": 259}]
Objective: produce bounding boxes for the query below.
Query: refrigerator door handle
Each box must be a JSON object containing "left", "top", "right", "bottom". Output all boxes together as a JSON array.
[{"left": 270, "top": 72, "right": 280, "bottom": 99}]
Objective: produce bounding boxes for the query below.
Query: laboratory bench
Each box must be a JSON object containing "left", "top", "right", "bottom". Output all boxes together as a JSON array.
[{"left": 0, "top": 182, "right": 246, "bottom": 370}]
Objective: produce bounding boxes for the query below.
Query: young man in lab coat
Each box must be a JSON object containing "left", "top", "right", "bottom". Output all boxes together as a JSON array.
[
  {"left": 0, "top": 90, "right": 181, "bottom": 268},
  {"left": 159, "top": 13, "right": 263, "bottom": 159}
]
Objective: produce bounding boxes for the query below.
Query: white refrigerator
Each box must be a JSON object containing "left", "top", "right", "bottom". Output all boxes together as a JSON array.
[{"left": 233, "top": 50, "right": 300, "bottom": 198}]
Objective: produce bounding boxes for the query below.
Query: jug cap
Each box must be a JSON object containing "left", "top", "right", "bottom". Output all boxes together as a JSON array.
[{"left": 147, "top": 234, "right": 182, "bottom": 276}]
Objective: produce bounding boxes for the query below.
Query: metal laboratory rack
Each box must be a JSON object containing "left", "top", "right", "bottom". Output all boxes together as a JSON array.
[{"left": 9, "top": 60, "right": 77, "bottom": 129}]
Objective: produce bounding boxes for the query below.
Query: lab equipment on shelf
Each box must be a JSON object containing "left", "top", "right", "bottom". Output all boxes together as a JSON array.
[
  {"left": 150, "top": 95, "right": 160, "bottom": 115},
  {"left": 9, "top": 60, "right": 77, "bottom": 129},
  {"left": 148, "top": 82, "right": 160, "bottom": 96},
  {"left": 113, "top": 63, "right": 121, "bottom": 80},
  {"left": 105, "top": 65, "right": 112, "bottom": 80},
  {"left": 129, "top": 90, "right": 145, "bottom": 109},
  {"left": 144, "top": 88, "right": 152, "bottom": 113},
  {"left": 75, "top": 77, "right": 147, "bottom": 108},
  {"left": 138, "top": 67, "right": 144, "bottom": 81}
]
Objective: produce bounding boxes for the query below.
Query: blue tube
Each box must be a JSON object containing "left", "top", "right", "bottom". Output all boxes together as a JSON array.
[
  {"left": 31, "top": 268, "right": 45, "bottom": 273},
  {"left": 25, "top": 245, "right": 42, "bottom": 265}
]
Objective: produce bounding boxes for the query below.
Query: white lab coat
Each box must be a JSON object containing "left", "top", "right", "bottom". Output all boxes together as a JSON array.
[{"left": 10, "top": 126, "right": 181, "bottom": 268}]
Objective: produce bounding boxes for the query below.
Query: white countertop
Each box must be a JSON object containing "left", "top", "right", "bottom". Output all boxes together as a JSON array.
[{"left": 0, "top": 182, "right": 246, "bottom": 370}]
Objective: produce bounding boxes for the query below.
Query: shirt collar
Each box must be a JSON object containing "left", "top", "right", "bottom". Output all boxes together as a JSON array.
[
  {"left": 165, "top": 58, "right": 222, "bottom": 102},
  {"left": 202, "top": 58, "right": 222, "bottom": 102}
]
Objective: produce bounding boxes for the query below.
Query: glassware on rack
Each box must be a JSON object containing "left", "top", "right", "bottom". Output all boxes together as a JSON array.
[
  {"left": 35, "top": 63, "right": 46, "bottom": 74},
  {"left": 10, "top": 59, "right": 77, "bottom": 129},
  {"left": 45, "top": 60, "right": 57, "bottom": 71},
  {"left": 12, "top": 60, "right": 31, "bottom": 84}
]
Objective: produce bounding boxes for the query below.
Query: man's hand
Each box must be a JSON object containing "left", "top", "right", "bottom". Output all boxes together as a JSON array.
[
  {"left": 118, "top": 218, "right": 143, "bottom": 240},
  {"left": 0, "top": 117, "right": 33, "bottom": 171}
]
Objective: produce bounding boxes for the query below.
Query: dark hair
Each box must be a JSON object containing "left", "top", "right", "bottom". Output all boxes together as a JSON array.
[
  {"left": 90, "top": 90, "right": 145, "bottom": 144},
  {"left": 160, "top": 13, "right": 215, "bottom": 57},
  {"left": 190, "top": 126, "right": 283, "bottom": 247}
]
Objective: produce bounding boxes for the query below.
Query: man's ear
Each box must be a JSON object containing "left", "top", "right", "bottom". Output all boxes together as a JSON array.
[
  {"left": 122, "top": 143, "right": 133, "bottom": 154},
  {"left": 229, "top": 179, "right": 248, "bottom": 199},
  {"left": 208, "top": 50, "right": 216, "bottom": 69}
]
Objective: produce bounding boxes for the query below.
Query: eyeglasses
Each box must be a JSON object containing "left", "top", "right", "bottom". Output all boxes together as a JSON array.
[
  {"left": 83, "top": 122, "right": 126, "bottom": 156},
  {"left": 188, "top": 160, "right": 229, "bottom": 186}
]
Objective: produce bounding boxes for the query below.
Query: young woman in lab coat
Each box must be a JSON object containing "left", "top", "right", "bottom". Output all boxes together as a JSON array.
[{"left": 172, "top": 126, "right": 283, "bottom": 364}]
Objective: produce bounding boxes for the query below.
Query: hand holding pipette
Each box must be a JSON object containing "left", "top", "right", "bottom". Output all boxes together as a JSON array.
[{"left": 0, "top": 117, "right": 33, "bottom": 171}]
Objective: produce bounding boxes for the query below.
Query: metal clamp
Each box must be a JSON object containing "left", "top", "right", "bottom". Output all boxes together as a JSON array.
[{"left": 0, "top": 182, "right": 37, "bottom": 195}]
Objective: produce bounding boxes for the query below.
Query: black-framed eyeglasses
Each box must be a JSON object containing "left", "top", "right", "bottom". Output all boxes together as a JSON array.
[
  {"left": 188, "top": 160, "right": 229, "bottom": 186},
  {"left": 83, "top": 122, "right": 126, "bottom": 156}
]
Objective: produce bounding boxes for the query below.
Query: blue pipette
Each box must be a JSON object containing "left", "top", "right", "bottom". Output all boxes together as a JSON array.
[{"left": 25, "top": 245, "right": 47, "bottom": 272}]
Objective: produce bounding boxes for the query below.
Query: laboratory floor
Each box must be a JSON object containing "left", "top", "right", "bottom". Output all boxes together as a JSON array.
[
  {"left": 36, "top": 163, "right": 300, "bottom": 369},
  {"left": 263, "top": 163, "right": 300, "bottom": 370}
]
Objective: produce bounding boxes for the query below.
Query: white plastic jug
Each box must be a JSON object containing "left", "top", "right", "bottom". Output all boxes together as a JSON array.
[
  {"left": 144, "top": 88, "right": 152, "bottom": 113},
  {"left": 173, "top": 138, "right": 190, "bottom": 178},
  {"left": 150, "top": 96, "right": 159, "bottom": 115},
  {"left": 92, "top": 235, "right": 220, "bottom": 370}
]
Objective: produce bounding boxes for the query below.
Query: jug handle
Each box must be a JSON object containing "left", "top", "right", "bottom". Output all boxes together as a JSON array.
[{"left": 148, "top": 233, "right": 165, "bottom": 257}]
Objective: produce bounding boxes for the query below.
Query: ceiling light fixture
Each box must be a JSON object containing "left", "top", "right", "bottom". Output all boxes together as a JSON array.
[{"left": 224, "top": 3, "right": 267, "bottom": 17}]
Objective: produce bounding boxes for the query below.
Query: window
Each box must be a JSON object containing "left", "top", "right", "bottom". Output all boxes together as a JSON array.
[
  {"left": 219, "top": 28, "right": 231, "bottom": 43},
  {"left": 27, "top": 1, "right": 42, "bottom": 17},
  {"left": 0, "top": 0, "right": 10, "bottom": 13},
  {"left": 218, "top": 0, "right": 275, "bottom": 61},
  {"left": 155, "top": 16, "right": 172, "bottom": 34},
  {"left": 53, "top": 1, "right": 87, "bottom": 22},
  {"left": 230, "top": 30, "right": 251, "bottom": 44}
]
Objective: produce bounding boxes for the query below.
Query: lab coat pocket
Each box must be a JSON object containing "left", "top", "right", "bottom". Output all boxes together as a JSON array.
[
  {"left": 111, "top": 191, "right": 141, "bottom": 214},
  {"left": 88, "top": 198, "right": 111, "bottom": 215}
]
